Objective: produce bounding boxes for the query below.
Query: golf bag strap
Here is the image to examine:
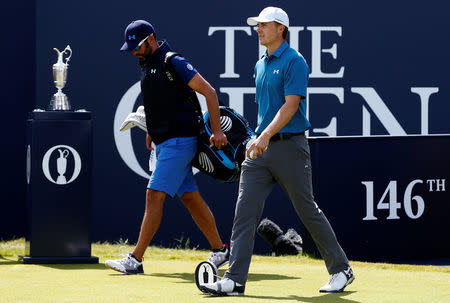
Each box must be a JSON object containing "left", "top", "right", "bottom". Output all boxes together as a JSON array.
[
  {"left": 164, "top": 52, "right": 203, "bottom": 119},
  {"left": 164, "top": 51, "right": 225, "bottom": 111}
]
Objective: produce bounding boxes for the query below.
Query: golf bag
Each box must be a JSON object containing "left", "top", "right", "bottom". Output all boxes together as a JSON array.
[
  {"left": 164, "top": 52, "right": 255, "bottom": 183},
  {"left": 194, "top": 106, "right": 254, "bottom": 182}
]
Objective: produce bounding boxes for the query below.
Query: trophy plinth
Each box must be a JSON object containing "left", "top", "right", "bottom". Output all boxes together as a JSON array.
[{"left": 50, "top": 45, "right": 72, "bottom": 111}]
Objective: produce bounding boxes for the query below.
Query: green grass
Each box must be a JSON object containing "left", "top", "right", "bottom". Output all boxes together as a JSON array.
[{"left": 1, "top": 238, "right": 449, "bottom": 303}]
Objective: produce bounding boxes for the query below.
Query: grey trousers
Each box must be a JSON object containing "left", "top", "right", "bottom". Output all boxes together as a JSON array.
[{"left": 224, "top": 134, "right": 349, "bottom": 285}]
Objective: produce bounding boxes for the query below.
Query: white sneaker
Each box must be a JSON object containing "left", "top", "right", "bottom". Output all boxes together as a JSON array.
[
  {"left": 200, "top": 278, "right": 245, "bottom": 296},
  {"left": 105, "top": 253, "right": 144, "bottom": 275},
  {"left": 208, "top": 245, "right": 230, "bottom": 268},
  {"left": 319, "top": 267, "right": 354, "bottom": 293}
]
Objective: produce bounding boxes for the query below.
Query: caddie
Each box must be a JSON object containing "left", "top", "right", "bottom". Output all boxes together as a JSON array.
[{"left": 105, "top": 20, "right": 229, "bottom": 274}]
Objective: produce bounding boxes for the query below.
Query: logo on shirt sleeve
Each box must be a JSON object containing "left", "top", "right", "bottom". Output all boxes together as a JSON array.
[
  {"left": 186, "top": 63, "right": 194, "bottom": 71},
  {"left": 273, "top": 69, "right": 280, "bottom": 74}
]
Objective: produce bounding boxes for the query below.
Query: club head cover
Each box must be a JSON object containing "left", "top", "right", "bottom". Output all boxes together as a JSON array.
[
  {"left": 120, "top": 105, "right": 147, "bottom": 132},
  {"left": 257, "top": 218, "right": 284, "bottom": 248}
]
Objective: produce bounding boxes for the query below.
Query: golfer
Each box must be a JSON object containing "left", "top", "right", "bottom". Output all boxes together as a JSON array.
[{"left": 201, "top": 7, "right": 354, "bottom": 295}]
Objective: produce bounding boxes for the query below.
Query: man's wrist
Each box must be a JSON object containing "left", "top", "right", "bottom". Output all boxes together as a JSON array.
[
  {"left": 212, "top": 128, "right": 223, "bottom": 134},
  {"left": 259, "top": 131, "right": 273, "bottom": 140}
]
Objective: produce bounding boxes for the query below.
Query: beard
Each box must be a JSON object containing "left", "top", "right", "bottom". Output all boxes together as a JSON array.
[
  {"left": 138, "top": 56, "right": 148, "bottom": 66},
  {"left": 138, "top": 42, "right": 154, "bottom": 66}
]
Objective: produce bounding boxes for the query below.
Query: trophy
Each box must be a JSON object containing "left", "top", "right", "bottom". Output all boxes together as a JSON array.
[{"left": 50, "top": 45, "right": 72, "bottom": 110}]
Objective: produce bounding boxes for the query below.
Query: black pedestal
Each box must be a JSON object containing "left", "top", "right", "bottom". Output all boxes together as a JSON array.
[{"left": 24, "top": 111, "right": 98, "bottom": 264}]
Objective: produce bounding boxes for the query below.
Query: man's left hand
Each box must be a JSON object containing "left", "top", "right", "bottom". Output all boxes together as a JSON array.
[{"left": 210, "top": 131, "right": 228, "bottom": 148}]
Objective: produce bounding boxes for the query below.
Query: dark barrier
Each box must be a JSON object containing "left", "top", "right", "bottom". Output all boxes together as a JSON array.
[
  {"left": 309, "top": 135, "right": 450, "bottom": 262},
  {"left": 24, "top": 111, "right": 98, "bottom": 264}
]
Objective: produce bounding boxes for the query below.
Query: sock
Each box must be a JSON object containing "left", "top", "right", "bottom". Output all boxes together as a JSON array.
[
  {"left": 130, "top": 253, "right": 142, "bottom": 263},
  {"left": 212, "top": 244, "right": 228, "bottom": 253}
]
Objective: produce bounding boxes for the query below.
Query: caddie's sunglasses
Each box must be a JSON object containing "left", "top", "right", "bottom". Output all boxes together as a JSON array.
[{"left": 134, "top": 34, "right": 153, "bottom": 51}]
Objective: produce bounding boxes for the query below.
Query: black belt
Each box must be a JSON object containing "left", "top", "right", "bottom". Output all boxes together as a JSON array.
[{"left": 269, "top": 132, "right": 304, "bottom": 142}]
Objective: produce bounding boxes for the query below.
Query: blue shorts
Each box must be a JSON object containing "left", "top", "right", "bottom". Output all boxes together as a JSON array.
[{"left": 148, "top": 137, "right": 199, "bottom": 198}]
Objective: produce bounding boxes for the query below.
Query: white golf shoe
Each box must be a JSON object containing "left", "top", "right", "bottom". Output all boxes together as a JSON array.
[
  {"left": 208, "top": 245, "right": 230, "bottom": 268},
  {"left": 200, "top": 278, "right": 245, "bottom": 296},
  {"left": 105, "top": 253, "right": 144, "bottom": 275},
  {"left": 319, "top": 267, "right": 354, "bottom": 293}
]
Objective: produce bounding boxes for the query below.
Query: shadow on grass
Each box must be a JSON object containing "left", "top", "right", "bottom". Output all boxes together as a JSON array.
[
  {"left": 201, "top": 291, "right": 360, "bottom": 302},
  {"left": 150, "top": 271, "right": 300, "bottom": 284},
  {"left": 247, "top": 272, "right": 300, "bottom": 282},
  {"left": 150, "top": 272, "right": 194, "bottom": 283},
  {"left": 0, "top": 255, "right": 22, "bottom": 265},
  {"left": 0, "top": 254, "right": 106, "bottom": 269},
  {"left": 32, "top": 263, "right": 106, "bottom": 270}
]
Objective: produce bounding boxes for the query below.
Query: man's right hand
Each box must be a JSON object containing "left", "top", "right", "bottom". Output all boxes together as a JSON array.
[
  {"left": 246, "top": 134, "right": 269, "bottom": 159},
  {"left": 146, "top": 133, "right": 154, "bottom": 150}
]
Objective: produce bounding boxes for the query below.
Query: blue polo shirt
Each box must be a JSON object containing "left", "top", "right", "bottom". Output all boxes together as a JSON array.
[
  {"left": 254, "top": 41, "right": 310, "bottom": 134},
  {"left": 171, "top": 55, "right": 198, "bottom": 84}
]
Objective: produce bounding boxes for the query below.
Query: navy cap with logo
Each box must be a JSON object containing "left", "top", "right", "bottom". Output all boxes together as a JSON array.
[{"left": 120, "top": 20, "right": 155, "bottom": 51}]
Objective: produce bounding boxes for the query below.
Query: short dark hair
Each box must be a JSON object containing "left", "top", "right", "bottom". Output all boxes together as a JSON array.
[
  {"left": 282, "top": 26, "right": 288, "bottom": 39},
  {"left": 275, "top": 22, "right": 288, "bottom": 40}
]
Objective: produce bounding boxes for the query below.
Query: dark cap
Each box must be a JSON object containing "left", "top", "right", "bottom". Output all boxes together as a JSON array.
[{"left": 120, "top": 20, "right": 155, "bottom": 51}]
